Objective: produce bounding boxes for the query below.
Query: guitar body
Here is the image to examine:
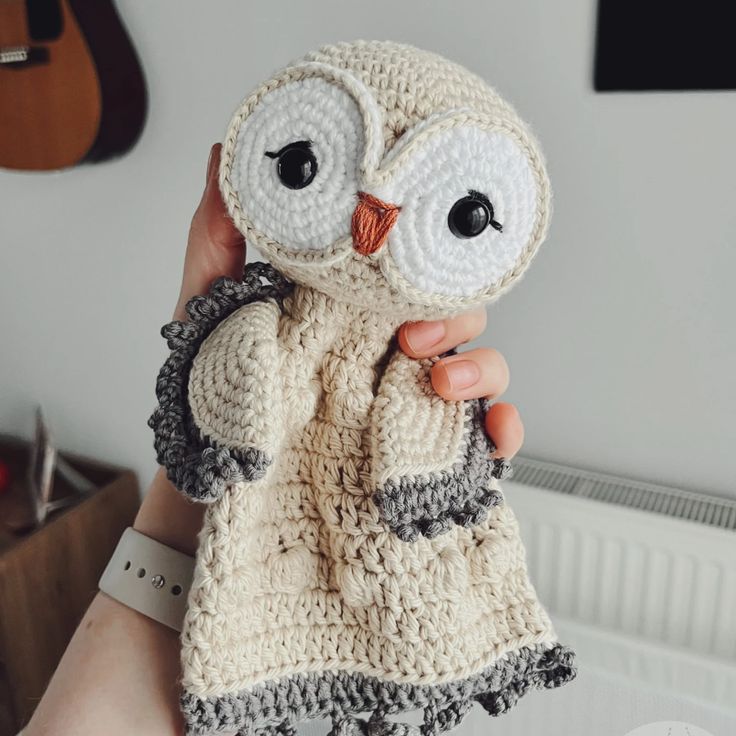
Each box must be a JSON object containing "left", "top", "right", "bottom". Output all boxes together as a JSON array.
[{"left": 0, "top": 0, "right": 146, "bottom": 171}]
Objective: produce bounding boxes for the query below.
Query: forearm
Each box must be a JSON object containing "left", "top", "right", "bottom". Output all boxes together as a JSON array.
[
  {"left": 25, "top": 142, "right": 233, "bottom": 735},
  {"left": 26, "top": 593, "right": 183, "bottom": 736},
  {"left": 24, "top": 470, "right": 203, "bottom": 736},
  {"left": 21, "top": 136, "right": 523, "bottom": 735}
]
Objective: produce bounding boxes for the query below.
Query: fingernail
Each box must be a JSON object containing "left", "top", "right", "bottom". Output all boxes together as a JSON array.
[
  {"left": 205, "top": 144, "right": 219, "bottom": 184},
  {"left": 404, "top": 320, "right": 446, "bottom": 353},
  {"left": 439, "top": 360, "right": 480, "bottom": 392}
]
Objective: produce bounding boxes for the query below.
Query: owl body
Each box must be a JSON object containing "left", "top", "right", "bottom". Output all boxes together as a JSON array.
[{"left": 151, "top": 41, "right": 575, "bottom": 735}]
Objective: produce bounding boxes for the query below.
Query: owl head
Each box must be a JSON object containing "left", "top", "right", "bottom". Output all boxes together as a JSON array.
[{"left": 220, "top": 40, "right": 550, "bottom": 320}]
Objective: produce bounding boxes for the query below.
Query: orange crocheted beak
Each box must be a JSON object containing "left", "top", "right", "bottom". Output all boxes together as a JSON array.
[{"left": 351, "top": 192, "right": 401, "bottom": 256}]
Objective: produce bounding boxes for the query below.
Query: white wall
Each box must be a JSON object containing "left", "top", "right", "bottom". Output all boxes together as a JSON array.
[{"left": 1, "top": 0, "right": 734, "bottom": 498}]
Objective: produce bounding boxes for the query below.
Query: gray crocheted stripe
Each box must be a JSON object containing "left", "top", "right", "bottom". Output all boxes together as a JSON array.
[
  {"left": 148, "top": 262, "right": 293, "bottom": 501},
  {"left": 181, "top": 643, "right": 575, "bottom": 736},
  {"left": 375, "top": 400, "right": 512, "bottom": 542}
]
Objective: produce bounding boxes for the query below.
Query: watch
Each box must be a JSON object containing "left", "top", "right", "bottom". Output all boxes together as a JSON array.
[{"left": 98, "top": 527, "right": 194, "bottom": 632}]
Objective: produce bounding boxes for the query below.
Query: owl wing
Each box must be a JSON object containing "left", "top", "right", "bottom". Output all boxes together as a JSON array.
[
  {"left": 149, "top": 262, "right": 292, "bottom": 501},
  {"left": 370, "top": 349, "right": 511, "bottom": 542}
]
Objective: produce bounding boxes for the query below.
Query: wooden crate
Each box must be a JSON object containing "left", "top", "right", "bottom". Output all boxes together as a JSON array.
[{"left": 0, "top": 437, "right": 139, "bottom": 735}]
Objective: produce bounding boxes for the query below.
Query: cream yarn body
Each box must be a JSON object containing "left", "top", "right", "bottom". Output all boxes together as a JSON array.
[
  {"left": 155, "top": 272, "right": 574, "bottom": 736},
  {"left": 150, "top": 41, "right": 575, "bottom": 736}
]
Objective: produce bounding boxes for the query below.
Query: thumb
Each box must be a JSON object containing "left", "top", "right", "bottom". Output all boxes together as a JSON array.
[{"left": 173, "top": 144, "right": 246, "bottom": 320}]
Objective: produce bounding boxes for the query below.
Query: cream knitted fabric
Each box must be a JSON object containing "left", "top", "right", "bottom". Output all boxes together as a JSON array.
[{"left": 150, "top": 41, "right": 574, "bottom": 736}]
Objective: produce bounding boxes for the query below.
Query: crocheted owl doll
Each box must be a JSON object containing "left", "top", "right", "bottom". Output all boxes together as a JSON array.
[{"left": 151, "top": 40, "right": 575, "bottom": 736}]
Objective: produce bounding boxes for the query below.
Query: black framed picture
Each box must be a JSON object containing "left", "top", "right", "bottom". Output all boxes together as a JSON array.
[{"left": 594, "top": 0, "right": 736, "bottom": 92}]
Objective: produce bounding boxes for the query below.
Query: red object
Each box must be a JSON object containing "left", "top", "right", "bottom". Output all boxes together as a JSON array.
[{"left": 0, "top": 460, "right": 10, "bottom": 494}]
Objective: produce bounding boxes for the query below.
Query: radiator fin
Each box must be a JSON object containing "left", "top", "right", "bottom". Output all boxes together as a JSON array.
[
  {"left": 507, "top": 458, "right": 736, "bottom": 711},
  {"left": 512, "top": 456, "right": 736, "bottom": 530}
]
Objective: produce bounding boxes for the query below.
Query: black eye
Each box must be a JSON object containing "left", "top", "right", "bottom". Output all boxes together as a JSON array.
[
  {"left": 265, "top": 141, "right": 317, "bottom": 189},
  {"left": 448, "top": 191, "right": 502, "bottom": 239}
]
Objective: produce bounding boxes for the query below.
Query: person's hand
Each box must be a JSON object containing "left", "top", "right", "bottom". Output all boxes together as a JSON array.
[
  {"left": 134, "top": 143, "right": 246, "bottom": 555},
  {"left": 24, "top": 143, "right": 526, "bottom": 736},
  {"left": 171, "top": 145, "right": 247, "bottom": 322},
  {"left": 24, "top": 144, "right": 249, "bottom": 736},
  {"left": 136, "top": 143, "right": 524, "bottom": 553},
  {"left": 182, "top": 142, "right": 523, "bottom": 459}
]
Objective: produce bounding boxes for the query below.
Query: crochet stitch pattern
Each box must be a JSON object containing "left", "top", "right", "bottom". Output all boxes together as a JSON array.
[
  {"left": 373, "top": 394, "right": 507, "bottom": 543},
  {"left": 151, "top": 41, "right": 575, "bottom": 736},
  {"left": 149, "top": 263, "right": 293, "bottom": 502}
]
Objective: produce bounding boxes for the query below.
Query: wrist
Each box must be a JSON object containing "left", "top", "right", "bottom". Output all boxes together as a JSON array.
[{"left": 133, "top": 468, "right": 204, "bottom": 556}]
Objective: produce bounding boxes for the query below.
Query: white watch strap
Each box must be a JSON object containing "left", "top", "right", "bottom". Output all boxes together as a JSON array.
[{"left": 99, "top": 527, "right": 194, "bottom": 632}]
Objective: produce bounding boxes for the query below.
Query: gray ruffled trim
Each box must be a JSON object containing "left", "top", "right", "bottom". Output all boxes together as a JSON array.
[
  {"left": 181, "top": 643, "right": 576, "bottom": 736},
  {"left": 375, "top": 400, "right": 511, "bottom": 543},
  {"left": 148, "top": 262, "right": 293, "bottom": 501}
]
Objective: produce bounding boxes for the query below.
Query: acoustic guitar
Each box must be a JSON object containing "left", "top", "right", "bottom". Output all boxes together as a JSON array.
[{"left": 0, "top": 0, "right": 147, "bottom": 171}]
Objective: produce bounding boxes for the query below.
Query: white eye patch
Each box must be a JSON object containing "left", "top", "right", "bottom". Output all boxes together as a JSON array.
[
  {"left": 376, "top": 126, "right": 540, "bottom": 298},
  {"left": 231, "top": 77, "right": 364, "bottom": 251}
]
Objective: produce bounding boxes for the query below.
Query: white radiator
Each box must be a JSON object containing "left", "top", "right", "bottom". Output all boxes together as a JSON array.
[{"left": 507, "top": 456, "right": 736, "bottom": 713}]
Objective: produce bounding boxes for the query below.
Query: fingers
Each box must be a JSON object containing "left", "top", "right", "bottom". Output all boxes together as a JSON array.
[
  {"left": 484, "top": 402, "right": 525, "bottom": 458},
  {"left": 398, "top": 309, "right": 522, "bottom": 456},
  {"left": 421, "top": 335, "right": 522, "bottom": 457},
  {"left": 397, "top": 307, "right": 487, "bottom": 359},
  {"left": 429, "top": 348, "right": 509, "bottom": 402},
  {"left": 173, "top": 144, "right": 246, "bottom": 320}
]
